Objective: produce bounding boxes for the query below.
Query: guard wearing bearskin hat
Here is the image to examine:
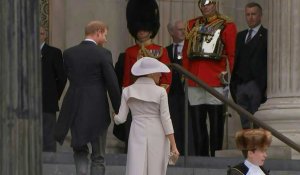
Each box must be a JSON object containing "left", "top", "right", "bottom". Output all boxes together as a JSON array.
[
  {"left": 227, "top": 129, "right": 272, "bottom": 175},
  {"left": 123, "top": 0, "right": 172, "bottom": 90},
  {"left": 182, "top": 0, "right": 237, "bottom": 157},
  {"left": 113, "top": 0, "right": 172, "bottom": 152}
]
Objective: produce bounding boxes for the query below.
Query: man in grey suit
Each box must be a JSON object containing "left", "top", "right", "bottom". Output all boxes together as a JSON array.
[
  {"left": 166, "top": 20, "right": 185, "bottom": 154},
  {"left": 55, "top": 21, "right": 121, "bottom": 175},
  {"left": 230, "top": 2, "right": 267, "bottom": 129},
  {"left": 40, "top": 26, "right": 67, "bottom": 152}
]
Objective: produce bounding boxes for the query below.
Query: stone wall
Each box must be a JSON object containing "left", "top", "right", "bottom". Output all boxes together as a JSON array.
[{"left": 49, "top": 0, "right": 270, "bottom": 152}]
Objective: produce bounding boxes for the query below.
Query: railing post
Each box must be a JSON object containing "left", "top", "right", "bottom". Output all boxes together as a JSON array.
[{"left": 184, "top": 77, "right": 189, "bottom": 166}]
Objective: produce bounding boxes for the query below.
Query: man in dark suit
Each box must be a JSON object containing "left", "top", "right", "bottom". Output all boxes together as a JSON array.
[
  {"left": 114, "top": 53, "right": 125, "bottom": 92},
  {"left": 40, "top": 26, "right": 67, "bottom": 152},
  {"left": 166, "top": 20, "right": 185, "bottom": 154},
  {"left": 230, "top": 2, "right": 267, "bottom": 129},
  {"left": 113, "top": 52, "right": 132, "bottom": 150},
  {"left": 55, "top": 21, "right": 121, "bottom": 175}
]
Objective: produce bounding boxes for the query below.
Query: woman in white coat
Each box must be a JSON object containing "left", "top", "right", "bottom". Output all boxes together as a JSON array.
[{"left": 114, "top": 57, "right": 180, "bottom": 175}]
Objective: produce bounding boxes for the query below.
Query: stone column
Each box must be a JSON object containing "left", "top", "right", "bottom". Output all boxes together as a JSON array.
[
  {"left": 255, "top": 0, "right": 300, "bottom": 159},
  {"left": 0, "top": 0, "right": 42, "bottom": 174}
]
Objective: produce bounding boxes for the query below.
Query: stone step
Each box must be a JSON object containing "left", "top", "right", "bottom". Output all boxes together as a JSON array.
[
  {"left": 42, "top": 164, "right": 227, "bottom": 175},
  {"left": 43, "top": 152, "right": 300, "bottom": 174},
  {"left": 43, "top": 164, "right": 300, "bottom": 175},
  {"left": 215, "top": 146, "right": 294, "bottom": 159}
]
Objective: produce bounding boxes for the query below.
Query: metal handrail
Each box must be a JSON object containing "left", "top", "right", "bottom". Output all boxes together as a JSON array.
[{"left": 169, "top": 63, "right": 300, "bottom": 156}]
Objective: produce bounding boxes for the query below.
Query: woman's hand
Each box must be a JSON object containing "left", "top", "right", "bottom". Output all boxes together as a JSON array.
[
  {"left": 169, "top": 145, "right": 180, "bottom": 165},
  {"left": 167, "top": 134, "right": 180, "bottom": 157},
  {"left": 171, "top": 145, "right": 180, "bottom": 157},
  {"left": 111, "top": 112, "right": 116, "bottom": 121}
]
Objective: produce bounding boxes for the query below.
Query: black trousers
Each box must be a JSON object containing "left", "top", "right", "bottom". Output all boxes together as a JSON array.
[
  {"left": 190, "top": 104, "right": 225, "bottom": 157},
  {"left": 168, "top": 93, "right": 185, "bottom": 154},
  {"left": 236, "top": 80, "right": 262, "bottom": 129},
  {"left": 43, "top": 112, "right": 57, "bottom": 152},
  {"left": 73, "top": 130, "right": 107, "bottom": 175}
]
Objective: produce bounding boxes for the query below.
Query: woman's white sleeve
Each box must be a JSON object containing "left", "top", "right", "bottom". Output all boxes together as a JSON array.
[
  {"left": 160, "top": 89, "right": 174, "bottom": 135},
  {"left": 114, "top": 93, "right": 129, "bottom": 125}
]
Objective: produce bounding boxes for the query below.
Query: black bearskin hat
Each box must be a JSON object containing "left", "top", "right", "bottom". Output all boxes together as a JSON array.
[{"left": 126, "top": 0, "right": 160, "bottom": 39}]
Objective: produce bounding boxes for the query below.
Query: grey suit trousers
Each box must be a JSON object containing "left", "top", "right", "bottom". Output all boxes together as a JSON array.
[{"left": 73, "top": 130, "right": 107, "bottom": 175}]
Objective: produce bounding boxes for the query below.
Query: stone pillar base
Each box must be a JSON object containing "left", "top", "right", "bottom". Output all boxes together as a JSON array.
[{"left": 255, "top": 97, "right": 300, "bottom": 159}]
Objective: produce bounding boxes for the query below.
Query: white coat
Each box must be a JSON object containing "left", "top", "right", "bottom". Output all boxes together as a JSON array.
[{"left": 114, "top": 77, "right": 174, "bottom": 175}]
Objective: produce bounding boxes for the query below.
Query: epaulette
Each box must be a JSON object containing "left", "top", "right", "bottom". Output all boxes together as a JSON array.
[{"left": 218, "top": 14, "right": 233, "bottom": 23}]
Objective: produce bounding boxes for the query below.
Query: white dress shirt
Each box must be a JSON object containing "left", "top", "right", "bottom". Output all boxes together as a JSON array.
[
  {"left": 245, "top": 24, "right": 261, "bottom": 43},
  {"left": 245, "top": 160, "right": 266, "bottom": 175},
  {"left": 40, "top": 42, "right": 45, "bottom": 50},
  {"left": 173, "top": 41, "right": 184, "bottom": 59},
  {"left": 84, "top": 38, "right": 97, "bottom": 45}
]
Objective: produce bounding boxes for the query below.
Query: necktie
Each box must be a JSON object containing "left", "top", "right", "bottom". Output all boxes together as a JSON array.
[
  {"left": 173, "top": 44, "right": 178, "bottom": 60},
  {"left": 245, "top": 29, "right": 253, "bottom": 43}
]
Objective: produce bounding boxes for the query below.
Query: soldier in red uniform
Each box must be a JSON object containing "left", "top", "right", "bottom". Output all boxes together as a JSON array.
[
  {"left": 113, "top": 0, "right": 172, "bottom": 152},
  {"left": 182, "top": 0, "right": 237, "bottom": 156},
  {"left": 123, "top": 0, "right": 171, "bottom": 90}
]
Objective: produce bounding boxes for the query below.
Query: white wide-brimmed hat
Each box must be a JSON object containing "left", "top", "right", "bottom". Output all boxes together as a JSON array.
[{"left": 131, "top": 57, "right": 170, "bottom": 76}]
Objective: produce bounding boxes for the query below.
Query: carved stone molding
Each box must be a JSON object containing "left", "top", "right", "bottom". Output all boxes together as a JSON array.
[{"left": 40, "top": 0, "right": 49, "bottom": 32}]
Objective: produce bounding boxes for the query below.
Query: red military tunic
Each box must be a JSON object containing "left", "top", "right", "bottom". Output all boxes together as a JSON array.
[
  {"left": 182, "top": 15, "right": 237, "bottom": 87},
  {"left": 123, "top": 43, "right": 172, "bottom": 91}
]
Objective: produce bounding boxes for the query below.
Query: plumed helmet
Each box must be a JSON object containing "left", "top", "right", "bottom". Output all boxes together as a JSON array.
[
  {"left": 198, "top": 0, "right": 217, "bottom": 6},
  {"left": 235, "top": 129, "right": 272, "bottom": 151},
  {"left": 126, "top": 0, "right": 160, "bottom": 39}
]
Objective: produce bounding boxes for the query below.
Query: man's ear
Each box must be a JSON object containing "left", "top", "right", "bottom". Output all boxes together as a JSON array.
[{"left": 248, "top": 150, "right": 255, "bottom": 158}]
